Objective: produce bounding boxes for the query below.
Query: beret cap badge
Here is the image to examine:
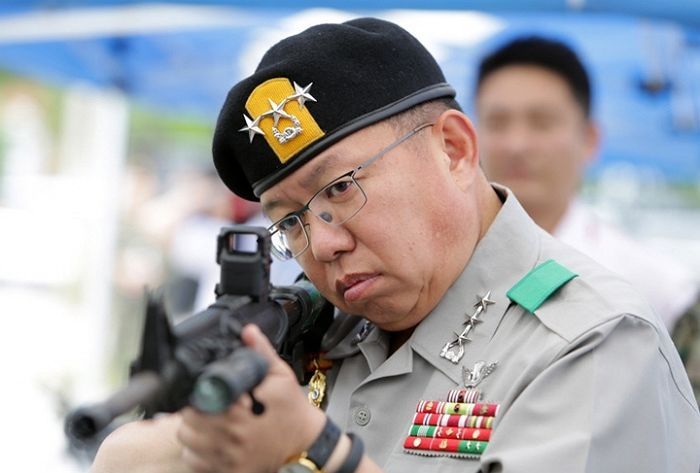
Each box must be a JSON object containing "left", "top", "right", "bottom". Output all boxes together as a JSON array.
[{"left": 239, "top": 78, "right": 324, "bottom": 164}]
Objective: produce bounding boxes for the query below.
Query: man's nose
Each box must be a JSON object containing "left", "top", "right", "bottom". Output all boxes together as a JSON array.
[
  {"left": 500, "top": 123, "right": 532, "bottom": 156},
  {"left": 306, "top": 216, "right": 356, "bottom": 262}
]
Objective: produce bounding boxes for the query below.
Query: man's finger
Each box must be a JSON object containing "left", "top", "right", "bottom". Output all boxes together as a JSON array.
[
  {"left": 181, "top": 447, "right": 216, "bottom": 473},
  {"left": 241, "top": 323, "right": 280, "bottom": 362}
]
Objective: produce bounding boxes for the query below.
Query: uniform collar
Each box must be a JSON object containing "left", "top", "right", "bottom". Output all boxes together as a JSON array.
[{"left": 410, "top": 185, "right": 542, "bottom": 385}]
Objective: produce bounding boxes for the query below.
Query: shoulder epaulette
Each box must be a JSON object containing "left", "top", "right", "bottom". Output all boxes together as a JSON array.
[{"left": 507, "top": 259, "right": 578, "bottom": 313}]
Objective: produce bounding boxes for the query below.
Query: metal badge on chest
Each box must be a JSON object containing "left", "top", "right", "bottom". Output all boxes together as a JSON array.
[{"left": 440, "top": 292, "right": 495, "bottom": 364}]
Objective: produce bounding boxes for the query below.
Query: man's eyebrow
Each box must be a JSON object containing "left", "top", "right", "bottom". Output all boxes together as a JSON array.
[
  {"left": 298, "top": 153, "right": 340, "bottom": 189},
  {"left": 262, "top": 199, "right": 281, "bottom": 218},
  {"left": 262, "top": 153, "right": 343, "bottom": 218}
]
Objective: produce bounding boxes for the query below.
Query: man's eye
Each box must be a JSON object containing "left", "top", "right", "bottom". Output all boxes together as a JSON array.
[
  {"left": 278, "top": 216, "right": 299, "bottom": 232},
  {"left": 482, "top": 115, "right": 509, "bottom": 132},
  {"left": 530, "top": 115, "right": 557, "bottom": 131},
  {"left": 324, "top": 179, "right": 354, "bottom": 199}
]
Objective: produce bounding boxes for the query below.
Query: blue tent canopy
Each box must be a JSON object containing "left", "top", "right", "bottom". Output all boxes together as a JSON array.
[
  {"left": 5, "top": 1, "right": 700, "bottom": 27},
  {"left": 0, "top": 2, "right": 698, "bottom": 182}
]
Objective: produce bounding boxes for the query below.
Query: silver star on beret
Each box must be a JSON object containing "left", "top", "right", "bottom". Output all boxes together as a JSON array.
[
  {"left": 291, "top": 82, "right": 316, "bottom": 109},
  {"left": 239, "top": 114, "right": 264, "bottom": 143}
]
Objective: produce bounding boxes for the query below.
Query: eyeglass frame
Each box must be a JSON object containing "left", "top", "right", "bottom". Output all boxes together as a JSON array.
[{"left": 267, "top": 121, "right": 434, "bottom": 261}]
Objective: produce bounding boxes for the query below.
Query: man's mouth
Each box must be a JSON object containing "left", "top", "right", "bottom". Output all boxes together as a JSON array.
[{"left": 336, "top": 273, "right": 380, "bottom": 302}]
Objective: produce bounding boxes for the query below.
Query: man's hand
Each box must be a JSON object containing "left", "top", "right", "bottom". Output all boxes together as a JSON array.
[
  {"left": 178, "top": 323, "right": 327, "bottom": 473},
  {"left": 92, "top": 414, "right": 188, "bottom": 473}
]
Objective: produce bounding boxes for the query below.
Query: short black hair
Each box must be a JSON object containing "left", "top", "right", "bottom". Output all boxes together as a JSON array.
[{"left": 476, "top": 36, "right": 592, "bottom": 117}]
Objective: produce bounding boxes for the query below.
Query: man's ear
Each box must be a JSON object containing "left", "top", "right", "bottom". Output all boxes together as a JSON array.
[
  {"left": 433, "top": 110, "right": 480, "bottom": 187},
  {"left": 583, "top": 120, "right": 600, "bottom": 166}
]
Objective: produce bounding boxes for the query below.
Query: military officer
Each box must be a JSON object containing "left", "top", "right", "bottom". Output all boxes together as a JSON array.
[{"left": 92, "top": 17, "right": 700, "bottom": 473}]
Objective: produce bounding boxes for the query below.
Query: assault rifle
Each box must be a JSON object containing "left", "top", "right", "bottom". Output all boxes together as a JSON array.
[{"left": 65, "top": 225, "right": 333, "bottom": 443}]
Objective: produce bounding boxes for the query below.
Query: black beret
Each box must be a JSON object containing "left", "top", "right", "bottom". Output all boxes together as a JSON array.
[{"left": 212, "top": 17, "right": 456, "bottom": 201}]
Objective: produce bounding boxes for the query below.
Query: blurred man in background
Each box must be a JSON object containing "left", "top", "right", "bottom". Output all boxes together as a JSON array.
[{"left": 474, "top": 35, "right": 700, "bottom": 399}]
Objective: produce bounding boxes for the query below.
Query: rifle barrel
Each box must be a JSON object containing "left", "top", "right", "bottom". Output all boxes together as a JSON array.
[{"left": 64, "top": 371, "right": 161, "bottom": 442}]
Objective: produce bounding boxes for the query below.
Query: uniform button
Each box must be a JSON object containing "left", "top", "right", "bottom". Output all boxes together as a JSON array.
[{"left": 353, "top": 406, "right": 371, "bottom": 426}]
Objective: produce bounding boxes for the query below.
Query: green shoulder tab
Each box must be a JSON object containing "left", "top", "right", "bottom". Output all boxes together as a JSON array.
[{"left": 507, "top": 259, "right": 578, "bottom": 314}]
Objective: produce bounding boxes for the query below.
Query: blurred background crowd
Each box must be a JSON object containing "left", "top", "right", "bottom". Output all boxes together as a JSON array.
[{"left": 1, "top": 2, "right": 699, "bottom": 471}]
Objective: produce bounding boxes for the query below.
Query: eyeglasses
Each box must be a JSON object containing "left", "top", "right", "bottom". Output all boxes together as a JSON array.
[{"left": 267, "top": 122, "right": 434, "bottom": 261}]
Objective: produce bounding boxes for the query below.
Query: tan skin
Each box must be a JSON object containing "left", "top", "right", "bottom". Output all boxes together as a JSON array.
[
  {"left": 92, "top": 109, "right": 502, "bottom": 473},
  {"left": 92, "top": 414, "right": 189, "bottom": 473},
  {"left": 476, "top": 65, "right": 599, "bottom": 233}
]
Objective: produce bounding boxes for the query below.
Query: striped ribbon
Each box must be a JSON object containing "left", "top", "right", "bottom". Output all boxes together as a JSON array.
[
  {"left": 412, "top": 412, "right": 495, "bottom": 429},
  {"left": 404, "top": 436, "right": 488, "bottom": 455},
  {"left": 446, "top": 388, "right": 481, "bottom": 403},
  {"left": 417, "top": 400, "right": 500, "bottom": 417},
  {"left": 408, "top": 424, "right": 491, "bottom": 441}
]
